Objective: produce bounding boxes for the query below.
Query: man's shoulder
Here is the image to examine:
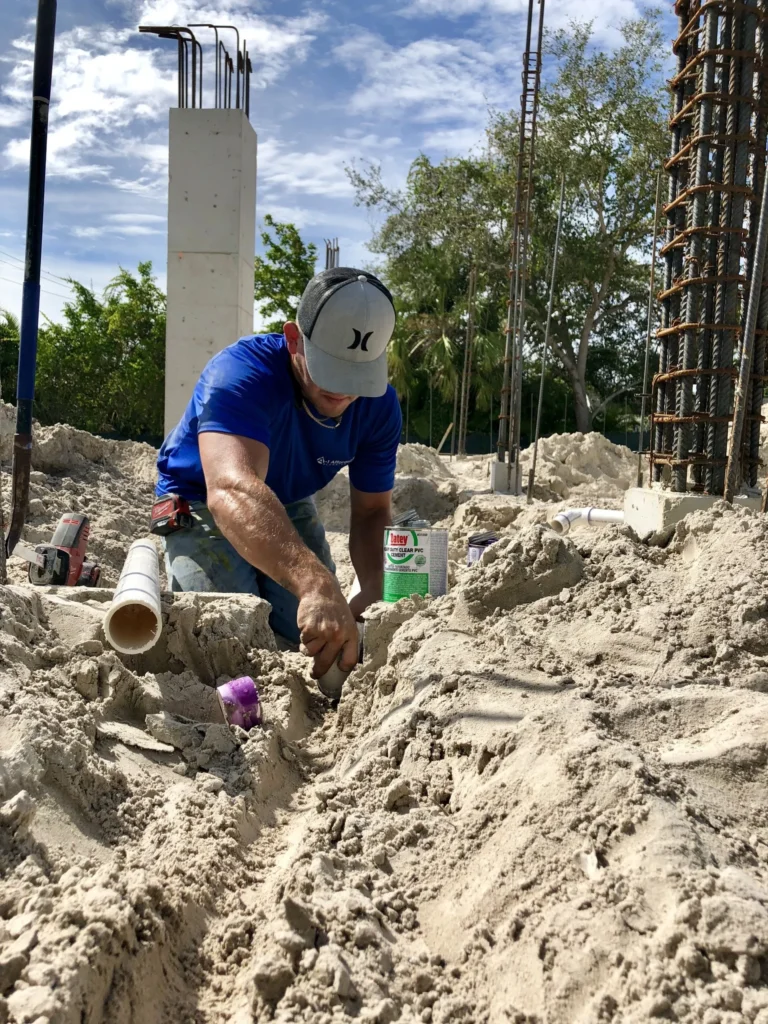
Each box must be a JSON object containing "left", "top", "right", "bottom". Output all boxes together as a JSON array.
[
  {"left": 202, "top": 333, "right": 288, "bottom": 387},
  {"left": 224, "top": 332, "right": 287, "bottom": 367}
]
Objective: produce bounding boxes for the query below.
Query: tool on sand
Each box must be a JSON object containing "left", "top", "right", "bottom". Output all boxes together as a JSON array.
[
  {"left": 149, "top": 493, "right": 193, "bottom": 535},
  {"left": 217, "top": 676, "right": 262, "bottom": 730},
  {"left": 467, "top": 531, "right": 499, "bottom": 565},
  {"left": 13, "top": 512, "right": 101, "bottom": 587}
]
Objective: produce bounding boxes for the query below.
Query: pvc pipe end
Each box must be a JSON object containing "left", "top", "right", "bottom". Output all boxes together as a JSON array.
[
  {"left": 104, "top": 601, "right": 162, "bottom": 655},
  {"left": 548, "top": 514, "right": 569, "bottom": 536}
]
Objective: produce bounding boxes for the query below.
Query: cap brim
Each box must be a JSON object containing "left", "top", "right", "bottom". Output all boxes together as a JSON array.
[{"left": 304, "top": 336, "right": 388, "bottom": 398}]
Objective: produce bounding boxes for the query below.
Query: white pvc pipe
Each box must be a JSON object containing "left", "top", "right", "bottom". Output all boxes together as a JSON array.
[
  {"left": 104, "top": 540, "right": 163, "bottom": 655},
  {"left": 549, "top": 507, "right": 624, "bottom": 536}
]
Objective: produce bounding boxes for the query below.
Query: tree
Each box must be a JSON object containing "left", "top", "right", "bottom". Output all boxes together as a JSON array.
[
  {"left": 350, "top": 154, "right": 509, "bottom": 447},
  {"left": 35, "top": 262, "right": 166, "bottom": 440},
  {"left": 348, "top": 13, "right": 668, "bottom": 437},
  {"left": 0, "top": 309, "right": 19, "bottom": 405},
  {"left": 492, "top": 14, "right": 667, "bottom": 431},
  {"left": 254, "top": 214, "right": 318, "bottom": 331}
]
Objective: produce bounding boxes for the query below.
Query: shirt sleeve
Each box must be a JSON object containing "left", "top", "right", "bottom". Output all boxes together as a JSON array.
[
  {"left": 195, "top": 345, "right": 272, "bottom": 449},
  {"left": 349, "top": 386, "right": 402, "bottom": 494}
]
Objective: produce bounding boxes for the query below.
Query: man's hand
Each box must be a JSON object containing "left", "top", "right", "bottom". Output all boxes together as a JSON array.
[
  {"left": 349, "top": 587, "right": 381, "bottom": 621},
  {"left": 297, "top": 571, "right": 359, "bottom": 678}
]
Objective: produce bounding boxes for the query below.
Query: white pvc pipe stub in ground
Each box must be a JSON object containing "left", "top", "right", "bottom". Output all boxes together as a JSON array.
[
  {"left": 548, "top": 507, "right": 625, "bottom": 537},
  {"left": 104, "top": 540, "right": 163, "bottom": 655}
]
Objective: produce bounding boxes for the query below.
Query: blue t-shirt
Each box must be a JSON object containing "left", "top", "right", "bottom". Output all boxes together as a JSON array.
[{"left": 156, "top": 333, "right": 402, "bottom": 505}]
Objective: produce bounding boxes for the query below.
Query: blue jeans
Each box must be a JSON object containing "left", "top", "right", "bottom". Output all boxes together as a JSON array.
[{"left": 162, "top": 499, "right": 335, "bottom": 643}]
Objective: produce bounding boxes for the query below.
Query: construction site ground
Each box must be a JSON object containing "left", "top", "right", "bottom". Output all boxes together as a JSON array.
[{"left": 0, "top": 407, "right": 767, "bottom": 1024}]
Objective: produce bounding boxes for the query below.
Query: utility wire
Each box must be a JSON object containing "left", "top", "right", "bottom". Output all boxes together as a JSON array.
[
  {"left": 0, "top": 274, "right": 73, "bottom": 303},
  {"left": 0, "top": 257, "right": 74, "bottom": 294},
  {"left": 0, "top": 248, "right": 73, "bottom": 287}
]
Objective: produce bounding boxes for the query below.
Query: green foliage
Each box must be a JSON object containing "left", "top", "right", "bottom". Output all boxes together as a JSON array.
[
  {"left": 0, "top": 309, "right": 19, "bottom": 405},
  {"left": 35, "top": 262, "right": 166, "bottom": 440},
  {"left": 348, "top": 12, "right": 668, "bottom": 442},
  {"left": 254, "top": 214, "right": 318, "bottom": 332}
]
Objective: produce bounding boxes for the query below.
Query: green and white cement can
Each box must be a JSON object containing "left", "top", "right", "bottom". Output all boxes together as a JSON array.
[{"left": 383, "top": 527, "right": 449, "bottom": 602}]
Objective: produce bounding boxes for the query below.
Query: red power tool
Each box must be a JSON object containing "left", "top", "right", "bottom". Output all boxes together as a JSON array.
[
  {"left": 14, "top": 512, "right": 101, "bottom": 587},
  {"left": 149, "top": 493, "right": 193, "bottom": 535}
]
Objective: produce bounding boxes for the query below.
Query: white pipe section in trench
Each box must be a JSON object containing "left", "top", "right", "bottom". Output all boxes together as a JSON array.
[
  {"left": 104, "top": 540, "right": 163, "bottom": 655},
  {"left": 548, "top": 507, "right": 625, "bottom": 537}
]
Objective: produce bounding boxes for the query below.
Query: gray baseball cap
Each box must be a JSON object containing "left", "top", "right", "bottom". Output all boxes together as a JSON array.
[{"left": 296, "top": 267, "right": 396, "bottom": 398}]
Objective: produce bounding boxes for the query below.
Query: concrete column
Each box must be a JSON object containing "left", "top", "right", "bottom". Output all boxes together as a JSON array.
[{"left": 164, "top": 108, "right": 257, "bottom": 434}]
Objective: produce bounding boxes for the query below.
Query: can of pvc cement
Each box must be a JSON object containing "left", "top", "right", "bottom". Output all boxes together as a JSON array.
[{"left": 383, "top": 527, "right": 449, "bottom": 602}]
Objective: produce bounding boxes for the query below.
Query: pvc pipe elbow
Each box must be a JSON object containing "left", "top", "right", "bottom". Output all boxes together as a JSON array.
[
  {"left": 548, "top": 507, "right": 624, "bottom": 536},
  {"left": 104, "top": 540, "right": 163, "bottom": 655}
]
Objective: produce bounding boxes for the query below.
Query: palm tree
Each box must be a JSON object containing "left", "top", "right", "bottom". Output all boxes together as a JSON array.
[{"left": 387, "top": 332, "right": 413, "bottom": 440}]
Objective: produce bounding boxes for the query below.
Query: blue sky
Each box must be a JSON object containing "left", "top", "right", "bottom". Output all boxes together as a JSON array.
[{"left": 0, "top": 0, "right": 671, "bottom": 324}]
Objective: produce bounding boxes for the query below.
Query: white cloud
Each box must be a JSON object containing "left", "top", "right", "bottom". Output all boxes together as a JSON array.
[
  {"left": 258, "top": 138, "right": 356, "bottom": 199},
  {"left": 397, "top": 0, "right": 645, "bottom": 44},
  {"left": 1, "top": 2, "right": 324, "bottom": 184},
  {"left": 422, "top": 125, "right": 489, "bottom": 154},
  {"left": 107, "top": 213, "right": 166, "bottom": 223},
  {"left": 334, "top": 32, "right": 511, "bottom": 124},
  {"left": 0, "top": 105, "right": 25, "bottom": 128}
]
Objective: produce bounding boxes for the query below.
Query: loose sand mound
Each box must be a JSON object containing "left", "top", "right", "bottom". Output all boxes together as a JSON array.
[
  {"left": 0, "top": 409, "right": 157, "bottom": 588},
  {"left": 0, "top": 425, "right": 766, "bottom": 1024}
]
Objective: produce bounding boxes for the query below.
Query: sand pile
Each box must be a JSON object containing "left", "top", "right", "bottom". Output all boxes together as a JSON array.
[
  {"left": 0, "top": 407, "right": 157, "bottom": 588},
  {"left": 1, "top": 424, "right": 767, "bottom": 1024},
  {"left": 518, "top": 432, "right": 636, "bottom": 501}
]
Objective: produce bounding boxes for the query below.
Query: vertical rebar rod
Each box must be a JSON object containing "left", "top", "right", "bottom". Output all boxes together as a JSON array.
[
  {"left": 458, "top": 266, "right": 477, "bottom": 456},
  {"left": 451, "top": 378, "right": 459, "bottom": 458},
  {"left": 747, "top": 0, "right": 768, "bottom": 483},
  {"left": 510, "top": 0, "right": 546, "bottom": 493},
  {"left": 674, "top": 7, "right": 716, "bottom": 492},
  {"left": 497, "top": 0, "right": 537, "bottom": 465},
  {"left": 655, "top": 1, "right": 691, "bottom": 482},
  {"left": 638, "top": 171, "right": 663, "bottom": 487},
  {"left": 528, "top": 174, "right": 566, "bottom": 503},
  {"left": 709, "top": 7, "right": 755, "bottom": 492},
  {"left": 725, "top": 141, "right": 768, "bottom": 500}
]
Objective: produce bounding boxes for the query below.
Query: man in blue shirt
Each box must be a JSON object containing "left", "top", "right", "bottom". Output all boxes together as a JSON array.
[{"left": 156, "top": 267, "right": 401, "bottom": 683}]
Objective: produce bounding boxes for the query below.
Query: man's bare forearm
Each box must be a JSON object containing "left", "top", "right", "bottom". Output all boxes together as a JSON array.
[
  {"left": 208, "top": 476, "right": 333, "bottom": 599},
  {"left": 350, "top": 504, "right": 391, "bottom": 603}
]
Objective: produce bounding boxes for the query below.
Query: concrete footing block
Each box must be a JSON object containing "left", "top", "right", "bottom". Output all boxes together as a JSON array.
[
  {"left": 623, "top": 486, "right": 761, "bottom": 541},
  {"left": 491, "top": 460, "right": 522, "bottom": 495}
]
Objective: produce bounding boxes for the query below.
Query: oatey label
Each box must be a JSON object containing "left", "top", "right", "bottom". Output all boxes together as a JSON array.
[{"left": 383, "top": 528, "right": 448, "bottom": 602}]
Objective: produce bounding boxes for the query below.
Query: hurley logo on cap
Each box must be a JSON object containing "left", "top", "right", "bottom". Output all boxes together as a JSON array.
[{"left": 349, "top": 330, "right": 373, "bottom": 352}]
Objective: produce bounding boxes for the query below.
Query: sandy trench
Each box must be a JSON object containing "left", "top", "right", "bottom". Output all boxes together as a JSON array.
[{"left": 0, "top": 408, "right": 767, "bottom": 1024}]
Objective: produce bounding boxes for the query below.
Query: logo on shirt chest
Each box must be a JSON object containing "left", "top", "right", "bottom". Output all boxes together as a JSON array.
[{"left": 317, "top": 456, "right": 353, "bottom": 467}]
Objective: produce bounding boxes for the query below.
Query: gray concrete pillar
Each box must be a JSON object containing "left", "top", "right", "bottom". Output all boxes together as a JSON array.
[{"left": 164, "top": 108, "right": 257, "bottom": 434}]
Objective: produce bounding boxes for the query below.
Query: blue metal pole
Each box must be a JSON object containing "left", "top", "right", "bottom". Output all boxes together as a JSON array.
[{"left": 6, "top": 0, "right": 57, "bottom": 558}]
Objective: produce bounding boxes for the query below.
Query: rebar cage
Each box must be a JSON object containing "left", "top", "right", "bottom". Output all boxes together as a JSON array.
[{"left": 651, "top": 0, "right": 768, "bottom": 494}]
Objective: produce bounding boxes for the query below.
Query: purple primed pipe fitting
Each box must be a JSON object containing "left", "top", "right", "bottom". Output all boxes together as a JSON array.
[{"left": 216, "top": 676, "right": 262, "bottom": 731}]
